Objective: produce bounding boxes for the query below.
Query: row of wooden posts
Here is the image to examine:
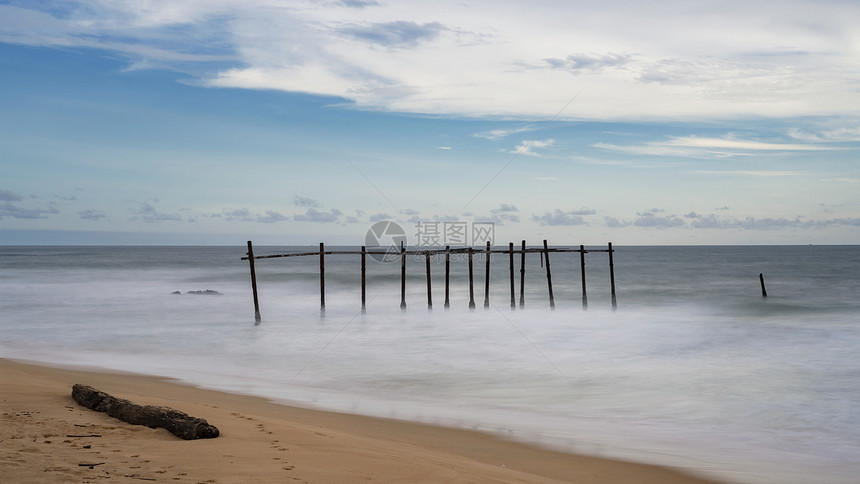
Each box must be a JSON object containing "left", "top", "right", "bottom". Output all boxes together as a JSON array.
[{"left": 242, "top": 241, "right": 617, "bottom": 323}]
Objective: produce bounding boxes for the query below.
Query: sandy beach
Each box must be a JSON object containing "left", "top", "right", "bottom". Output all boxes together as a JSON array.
[{"left": 0, "top": 358, "right": 728, "bottom": 483}]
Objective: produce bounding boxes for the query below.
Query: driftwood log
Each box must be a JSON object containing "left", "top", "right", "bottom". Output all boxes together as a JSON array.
[{"left": 71, "top": 384, "right": 219, "bottom": 440}]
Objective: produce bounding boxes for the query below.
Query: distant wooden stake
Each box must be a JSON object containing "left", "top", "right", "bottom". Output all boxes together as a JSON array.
[
  {"left": 400, "top": 241, "right": 407, "bottom": 310},
  {"left": 444, "top": 246, "right": 451, "bottom": 309},
  {"left": 760, "top": 273, "right": 768, "bottom": 298},
  {"left": 484, "top": 241, "right": 491, "bottom": 309},
  {"left": 247, "top": 241, "right": 261, "bottom": 324},
  {"left": 468, "top": 248, "right": 476, "bottom": 310},
  {"left": 320, "top": 242, "right": 325, "bottom": 315},
  {"left": 609, "top": 242, "right": 617, "bottom": 310},
  {"left": 509, "top": 242, "right": 516, "bottom": 310},
  {"left": 361, "top": 246, "right": 367, "bottom": 314},
  {"left": 426, "top": 252, "right": 432, "bottom": 310},
  {"left": 519, "top": 240, "right": 526, "bottom": 309},
  {"left": 544, "top": 240, "right": 555, "bottom": 310},
  {"left": 580, "top": 244, "right": 588, "bottom": 310}
]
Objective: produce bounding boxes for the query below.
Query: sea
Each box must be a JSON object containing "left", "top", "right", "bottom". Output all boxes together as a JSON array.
[{"left": 1, "top": 244, "right": 858, "bottom": 483}]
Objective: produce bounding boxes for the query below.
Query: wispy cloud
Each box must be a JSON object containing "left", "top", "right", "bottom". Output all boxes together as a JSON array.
[
  {"left": 258, "top": 210, "right": 290, "bottom": 223},
  {"left": 595, "top": 135, "right": 834, "bottom": 158},
  {"left": 294, "top": 196, "right": 321, "bottom": 207},
  {"left": 0, "top": 200, "right": 59, "bottom": 219},
  {"left": 294, "top": 208, "right": 343, "bottom": 223},
  {"left": 0, "top": 188, "right": 23, "bottom": 201},
  {"left": 337, "top": 21, "right": 447, "bottom": 48},
  {"left": 130, "top": 202, "right": 181, "bottom": 223},
  {"left": 541, "top": 52, "right": 632, "bottom": 73},
  {"left": 3, "top": 2, "right": 859, "bottom": 119},
  {"left": 78, "top": 209, "right": 108, "bottom": 221},
  {"left": 474, "top": 126, "right": 536, "bottom": 141},
  {"left": 694, "top": 170, "right": 804, "bottom": 177},
  {"left": 491, "top": 203, "right": 519, "bottom": 214},
  {"left": 788, "top": 126, "right": 860, "bottom": 143},
  {"left": 532, "top": 208, "right": 596, "bottom": 226},
  {"left": 633, "top": 209, "right": 684, "bottom": 229},
  {"left": 512, "top": 139, "right": 555, "bottom": 157}
]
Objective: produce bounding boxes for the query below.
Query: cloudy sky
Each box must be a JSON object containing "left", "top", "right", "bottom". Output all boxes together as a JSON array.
[{"left": 1, "top": 0, "right": 859, "bottom": 245}]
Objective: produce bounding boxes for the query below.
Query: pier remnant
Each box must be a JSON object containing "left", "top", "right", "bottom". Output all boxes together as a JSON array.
[
  {"left": 543, "top": 240, "right": 555, "bottom": 310},
  {"left": 246, "top": 241, "right": 261, "bottom": 324},
  {"left": 241, "top": 240, "right": 617, "bottom": 317}
]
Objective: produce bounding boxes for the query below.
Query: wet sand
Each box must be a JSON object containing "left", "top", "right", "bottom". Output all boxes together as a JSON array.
[{"left": 0, "top": 358, "right": 728, "bottom": 483}]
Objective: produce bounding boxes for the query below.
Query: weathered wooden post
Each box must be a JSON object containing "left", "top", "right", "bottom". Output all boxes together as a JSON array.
[
  {"left": 246, "top": 241, "right": 261, "bottom": 324},
  {"left": 468, "top": 247, "right": 476, "bottom": 310},
  {"left": 519, "top": 240, "right": 526, "bottom": 309},
  {"left": 760, "top": 273, "right": 767, "bottom": 298},
  {"left": 509, "top": 242, "right": 516, "bottom": 310},
  {"left": 543, "top": 239, "right": 555, "bottom": 310},
  {"left": 426, "top": 252, "right": 432, "bottom": 310},
  {"left": 400, "top": 241, "right": 407, "bottom": 310},
  {"left": 484, "top": 241, "right": 491, "bottom": 309},
  {"left": 444, "top": 246, "right": 451, "bottom": 309},
  {"left": 608, "top": 242, "right": 617, "bottom": 310},
  {"left": 319, "top": 242, "right": 325, "bottom": 315},
  {"left": 580, "top": 244, "right": 588, "bottom": 310},
  {"left": 361, "top": 245, "right": 367, "bottom": 314}
]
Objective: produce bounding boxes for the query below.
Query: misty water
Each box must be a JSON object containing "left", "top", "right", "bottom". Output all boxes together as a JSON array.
[{"left": 1, "top": 245, "right": 859, "bottom": 483}]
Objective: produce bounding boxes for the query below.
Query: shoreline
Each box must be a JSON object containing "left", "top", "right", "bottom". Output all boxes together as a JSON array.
[{"left": 1, "top": 358, "right": 729, "bottom": 483}]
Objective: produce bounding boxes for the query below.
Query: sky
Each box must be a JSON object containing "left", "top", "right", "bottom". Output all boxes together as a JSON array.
[{"left": 1, "top": 0, "right": 859, "bottom": 246}]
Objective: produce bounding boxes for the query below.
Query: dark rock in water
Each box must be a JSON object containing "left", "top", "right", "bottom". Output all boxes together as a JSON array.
[
  {"left": 185, "top": 290, "right": 222, "bottom": 295},
  {"left": 171, "top": 291, "right": 182, "bottom": 295},
  {"left": 71, "top": 384, "right": 219, "bottom": 440}
]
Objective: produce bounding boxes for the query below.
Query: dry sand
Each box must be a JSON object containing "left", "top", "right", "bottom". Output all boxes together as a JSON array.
[{"left": 0, "top": 358, "right": 728, "bottom": 483}]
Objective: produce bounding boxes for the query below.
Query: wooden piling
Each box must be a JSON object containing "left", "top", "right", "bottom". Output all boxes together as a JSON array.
[
  {"left": 468, "top": 248, "right": 476, "bottom": 310},
  {"left": 319, "top": 242, "right": 325, "bottom": 315},
  {"left": 484, "top": 241, "right": 491, "bottom": 309},
  {"left": 760, "top": 273, "right": 767, "bottom": 298},
  {"left": 543, "top": 240, "right": 555, "bottom": 310},
  {"left": 400, "top": 241, "right": 407, "bottom": 310},
  {"left": 246, "top": 241, "right": 261, "bottom": 324},
  {"left": 580, "top": 244, "right": 588, "bottom": 310},
  {"left": 519, "top": 240, "right": 526, "bottom": 309},
  {"left": 444, "top": 246, "right": 451, "bottom": 309},
  {"left": 509, "top": 242, "right": 515, "bottom": 309},
  {"left": 608, "top": 242, "right": 617, "bottom": 310},
  {"left": 426, "top": 252, "right": 432, "bottom": 310},
  {"left": 361, "top": 245, "right": 367, "bottom": 314}
]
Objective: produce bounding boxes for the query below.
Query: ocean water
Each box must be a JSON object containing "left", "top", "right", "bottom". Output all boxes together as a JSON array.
[{"left": 1, "top": 245, "right": 859, "bottom": 483}]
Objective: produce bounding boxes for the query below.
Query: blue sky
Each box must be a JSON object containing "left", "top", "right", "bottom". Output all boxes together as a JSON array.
[{"left": 1, "top": 0, "right": 859, "bottom": 245}]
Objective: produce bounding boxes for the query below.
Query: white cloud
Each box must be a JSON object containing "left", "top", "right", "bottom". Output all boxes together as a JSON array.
[
  {"left": 595, "top": 135, "right": 835, "bottom": 158},
  {"left": 512, "top": 139, "right": 554, "bottom": 157},
  {"left": 294, "top": 196, "right": 321, "bottom": 207},
  {"left": 474, "top": 126, "right": 536, "bottom": 140},
  {"left": 491, "top": 203, "right": 518, "bottom": 213},
  {"left": 294, "top": 208, "right": 342, "bottom": 223},
  {"left": 5, "top": 1, "right": 859, "bottom": 119},
  {"left": 78, "top": 209, "right": 108, "bottom": 221},
  {"left": 130, "top": 202, "right": 181, "bottom": 223},
  {"left": 532, "top": 208, "right": 595, "bottom": 226},
  {"left": 788, "top": 126, "right": 860, "bottom": 142},
  {"left": 693, "top": 170, "right": 804, "bottom": 177},
  {"left": 0, "top": 200, "right": 59, "bottom": 219},
  {"left": 0, "top": 188, "right": 23, "bottom": 201}
]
